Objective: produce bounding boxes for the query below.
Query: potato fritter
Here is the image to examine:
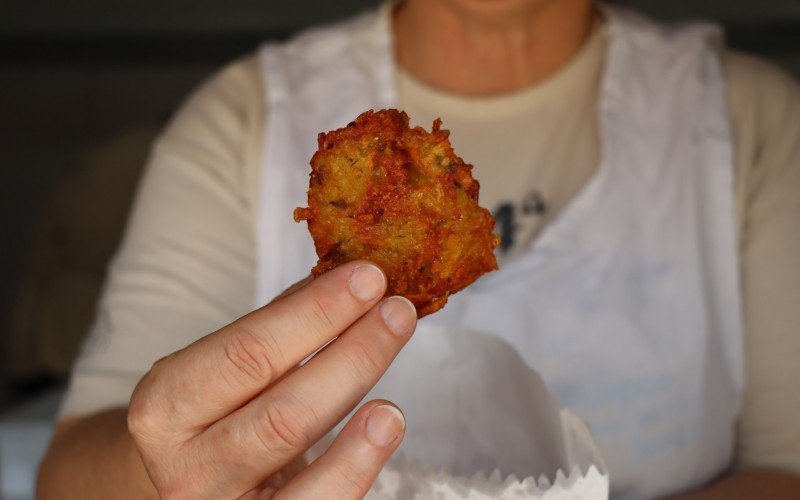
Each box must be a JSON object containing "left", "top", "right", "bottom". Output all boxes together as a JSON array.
[{"left": 294, "top": 109, "right": 499, "bottom": 317}]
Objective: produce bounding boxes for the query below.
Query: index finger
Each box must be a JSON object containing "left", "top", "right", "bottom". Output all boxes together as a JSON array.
[{"left": 133, "top": 260, "right": 387, "bottom": 434}]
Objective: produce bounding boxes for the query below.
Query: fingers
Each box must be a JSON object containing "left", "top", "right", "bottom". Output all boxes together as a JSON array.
[
  {"left": 130, "top": 261, "right": 386, "bottom": 436},
  {"left": 275, "top": 401, "right": 405, "bottom": 499},
  {"left": 196, "top": 296, "right": 417, "bottom": 493}
]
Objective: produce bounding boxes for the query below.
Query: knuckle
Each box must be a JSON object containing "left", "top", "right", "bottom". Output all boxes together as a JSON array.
[
  {"left": 330, "top": 457, "right": 372, "bottom": 496},
  {"left": 128, "top": 354, "right": 183, "bottom": 444},
  {"left": 222, "top": 325, "right": 281, "bottom": 386},
  {"left": 127, "top": 390, "right": 158, "bottom": 444},
  {"left": 127, "top": 364, "right": 168, "bottom": 441},
  {"left": 342, "top": 337, "right": 384, "bottom": 384},
  {"left": 297, "top": 294, "right": 338, "bottom": 342},
  {"left": 255, "top": 394, "right": 317, "bottom": 455}
]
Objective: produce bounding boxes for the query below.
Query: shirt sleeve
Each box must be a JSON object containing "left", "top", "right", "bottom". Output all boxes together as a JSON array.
[
  {"left": 58, "top": 55, "right": 265, "bottom": 418},
  {"left": 724, "top": 51, "right": 800, "bottom": 474}
]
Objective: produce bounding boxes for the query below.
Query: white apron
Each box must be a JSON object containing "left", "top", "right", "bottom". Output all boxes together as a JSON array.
[{"left": 256, "top": 4, "right": 743, "bottom": 498}]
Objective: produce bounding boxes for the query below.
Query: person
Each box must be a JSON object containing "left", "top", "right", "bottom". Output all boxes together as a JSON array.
[{"left": 38, "top": 0, "right": 800, "bottom": 498}]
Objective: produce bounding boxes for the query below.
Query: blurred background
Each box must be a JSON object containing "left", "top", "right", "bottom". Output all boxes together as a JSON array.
[{"left": 0, "top": 0, "right": 799, "bottom": 497}]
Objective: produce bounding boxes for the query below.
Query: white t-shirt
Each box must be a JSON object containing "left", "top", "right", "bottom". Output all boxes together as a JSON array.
[{"left": 61, "top": 20, "right": 800, "bottom": 475}]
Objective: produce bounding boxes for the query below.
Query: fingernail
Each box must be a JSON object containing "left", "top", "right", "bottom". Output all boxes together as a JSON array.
[
  {"left": 349, "top": 264, "right": 385, "bottom": 302},
  {"left": 380, "top": 296, "right": 417, "bottom": 337},
  {"left": 365, "top": 405, "right": 405, "bottom": 447}
]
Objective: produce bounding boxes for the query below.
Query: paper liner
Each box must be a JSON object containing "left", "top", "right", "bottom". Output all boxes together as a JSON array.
[
  {"left": 365, "top": 408, "right": 608, "bottom": 499},
  {"left": 366, "top": 463, "right": 608, "bottom": 499},
  {"left": 313, "top": 324, "right": 610, "bottom": 499}
]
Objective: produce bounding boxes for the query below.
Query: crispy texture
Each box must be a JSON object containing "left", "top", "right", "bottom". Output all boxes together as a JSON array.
[{"left": 294, "top": 109, "right": 499, "bottom": 317}]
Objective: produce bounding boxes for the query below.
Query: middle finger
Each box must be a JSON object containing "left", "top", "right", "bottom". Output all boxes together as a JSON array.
[
  {"left": 194, "top": 295, "right": 417, "bottom": 496},
  {"left": 135, "top": 261, "right": 387, "bottom": 434}
]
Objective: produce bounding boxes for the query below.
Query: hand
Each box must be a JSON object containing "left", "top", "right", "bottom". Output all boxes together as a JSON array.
[{"left": 127, "top": 261, "right": 417, "bottom": 499}]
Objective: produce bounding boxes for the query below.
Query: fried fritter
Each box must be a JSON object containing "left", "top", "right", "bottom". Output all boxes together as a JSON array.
[{"left": 294, "top": 109, "right": 499, "bottom": 317}]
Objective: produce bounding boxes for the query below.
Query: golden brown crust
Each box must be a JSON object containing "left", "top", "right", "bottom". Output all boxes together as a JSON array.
[{"left": 295, "top": 109, "right": 499, "bottom": 317}]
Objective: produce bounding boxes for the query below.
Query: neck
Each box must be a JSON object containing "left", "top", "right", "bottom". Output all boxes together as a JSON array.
[{"left": 393, "top": 0, "right": 595, "bottom": 96}]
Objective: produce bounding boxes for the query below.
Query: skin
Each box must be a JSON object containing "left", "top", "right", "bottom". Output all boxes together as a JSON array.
[
  {"left": 38, "top": 261, "right": 417, "bottom": 498},
  {"left": 37, "top": 0, "right": 800, "bottom": 497},
  {"left": 394, "top": 0, "right": 597, "bottom": 96}
]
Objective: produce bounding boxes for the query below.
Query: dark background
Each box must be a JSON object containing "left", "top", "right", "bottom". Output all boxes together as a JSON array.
[{"left": 2, "top": 0, "right": 800, "bottom": 411}]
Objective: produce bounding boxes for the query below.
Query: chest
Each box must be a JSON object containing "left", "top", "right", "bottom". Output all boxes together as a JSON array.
[
  {"left": 401, "top": 90, "right": 601, "bottom": 259},
  {"left": 255, "top": 6, "right": 743, "bottom": 497}
]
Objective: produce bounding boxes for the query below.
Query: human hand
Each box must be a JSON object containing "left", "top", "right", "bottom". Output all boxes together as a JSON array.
[{"left": 127, "top": 261, "right": 417, "bottom": 498}]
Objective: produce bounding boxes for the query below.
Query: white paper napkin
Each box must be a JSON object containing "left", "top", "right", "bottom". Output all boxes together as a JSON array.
[{"left": 317, "top": 324, "right": 609, "bottom": 499}]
